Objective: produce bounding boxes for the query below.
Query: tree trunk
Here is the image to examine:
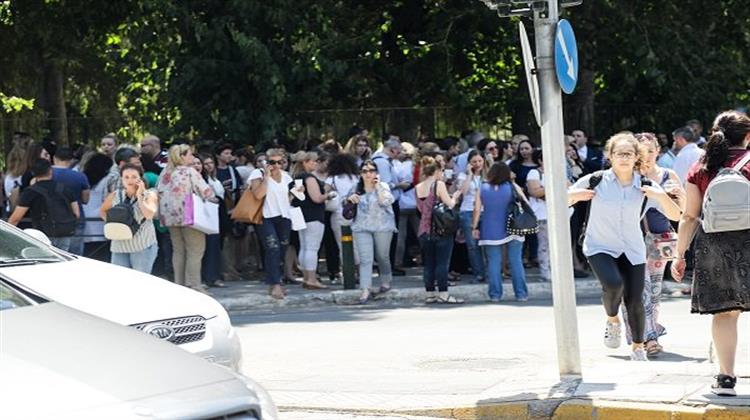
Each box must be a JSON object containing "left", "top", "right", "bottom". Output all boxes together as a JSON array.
[
  {"left": 564, "top": 68, "right": 595, "bottom": 142},
  {"left": 42, "top": 60, "right": 68, "bottom": 146}
]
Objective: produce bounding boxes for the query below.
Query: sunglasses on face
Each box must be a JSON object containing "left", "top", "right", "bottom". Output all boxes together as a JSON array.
[
  {"left": 267, "top": 159, "right": 283, "bottom": 165},
  {"left": 487, "top": 146, "right": 497, "bottom": 151}
]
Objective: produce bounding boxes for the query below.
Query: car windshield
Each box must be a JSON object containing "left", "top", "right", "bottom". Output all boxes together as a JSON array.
[
  {"left": 0, "top": 223, "right": 65, "bottom": 265},
  {"left": 0, "top": 281, "right": 33, "bottom": 310}
]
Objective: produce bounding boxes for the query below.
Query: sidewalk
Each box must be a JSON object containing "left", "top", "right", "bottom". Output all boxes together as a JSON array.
[{"left": 208, "top": 266, "right": 692, "bottom": 313}]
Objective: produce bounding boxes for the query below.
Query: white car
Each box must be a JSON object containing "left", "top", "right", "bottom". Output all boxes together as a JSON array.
[{"left": 0, "top": 220, "right": 241, "bottom": 371}]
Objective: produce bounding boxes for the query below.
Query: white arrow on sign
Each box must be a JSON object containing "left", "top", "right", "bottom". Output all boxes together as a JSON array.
[{"left": 556, "top": 29, "right": 576, "bottom": 79}]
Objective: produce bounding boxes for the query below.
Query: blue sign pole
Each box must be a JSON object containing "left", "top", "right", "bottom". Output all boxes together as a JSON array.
[{"left": 554, "top": 19, "right": 578, "bottom": 94}]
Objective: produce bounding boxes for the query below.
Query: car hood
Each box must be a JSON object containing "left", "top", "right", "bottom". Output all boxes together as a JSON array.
[
  {"left": 0, "top": 303, "right": 259, "bottom": 419},
  {"left": 0, "top": 257, "right": 222, "bottom": 325}
]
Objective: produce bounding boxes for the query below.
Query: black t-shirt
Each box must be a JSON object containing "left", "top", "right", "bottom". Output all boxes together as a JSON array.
[
  {"left": 18, "top": 180, "right": 76, "bottom": 227},
  {"left": 292, "top": 172, "right": 325, "bottom": 223}
]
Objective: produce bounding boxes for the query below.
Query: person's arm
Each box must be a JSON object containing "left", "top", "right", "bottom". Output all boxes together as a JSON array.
[
  {"left": 138, "top": 190, "right": 158, "bottom": 220},
  {"left": 8, "top": 206, "right": 29, "bottom": 226},
  {"left": 99, "top": 192, "right": 116, "bottom": 221},
  {"left": 641, "top": 184, "right": 682, "bottom": 221},
  {"left": 665, "top": 169, "right": 686, "bottom": 212},
  {"left": 80, "top": 189, "right": 91, "bottom": 204},
  {"left": 375, "top": 182, "right": 395, "bottom": 206},
  {"left": 436, "top": 181, "right": 460, "bottom": 208},
  {"left": 567, "top": 174, "right": 595, "bottom": 206},
  {"left": 70, "top": 201, "right": 80, "bottom": 219},
  {"left": 250, "top": 167, "right": 272, "bottom": 199},
  {"left": 305, "top": 176, "right": 326, "bottom": 204},
  {"left": 471, "top": 189, "right": 482, "bottom": 239},
  {"left": 526, "top": 170, "right": 544, "bottom": 199},
  {"left": 671, "top": 182, "right": 702, "bottom": 282},
  {"left": 191, "top": 171, "right": 214, "bottom": 199}
]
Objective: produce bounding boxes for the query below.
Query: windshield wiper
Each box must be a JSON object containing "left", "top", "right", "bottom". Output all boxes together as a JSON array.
[{"left": 0, "top": 257, "right": 61, "bottom": 267}]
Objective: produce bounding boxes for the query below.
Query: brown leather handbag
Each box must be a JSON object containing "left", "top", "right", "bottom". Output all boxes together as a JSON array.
[{"left": 231, "top": 188, "right": 264, "bottom": 224}]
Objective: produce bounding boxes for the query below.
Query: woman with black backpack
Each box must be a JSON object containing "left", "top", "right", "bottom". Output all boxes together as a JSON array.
[
  {"left": 100, "top": 163, "right": 159, "bottom": 274},
  {"left": 672, "top": 111, "right": 750, "bottom": 396},
  {"left": 416, "top": 156, "right": 463, "bottom": 304}
]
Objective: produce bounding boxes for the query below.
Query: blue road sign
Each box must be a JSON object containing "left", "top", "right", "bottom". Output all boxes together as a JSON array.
[{"left": 554, "top": 19, "right": 578, "bottom": 94}]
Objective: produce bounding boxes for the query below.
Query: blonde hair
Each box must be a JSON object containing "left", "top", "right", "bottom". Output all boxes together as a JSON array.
[
  {"left": 420, "top": 155, "right": 442, "bottom": 177},
  {"left": 604, "top": 133, "right": 647, "bottom": 171},
  {"left": 166, "top": 144, "right": 193, "bottom": 172},
  {"left": 265, "top": 148, "right": 284, "bottom": 159},
  {"left": 292, "top": 151, "right": 318, "bottom": 177},
  {"left": 5, "top": 136, "right": 34, "bottom": 176}
]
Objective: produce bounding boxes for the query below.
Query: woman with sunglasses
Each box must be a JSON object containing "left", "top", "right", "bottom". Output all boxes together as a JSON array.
[
  {"left": 249, "top": 148, "right": 301, "bottom": 299},
  {"left": 568, "top": 133, "right": 681, "bottom": 361},
  {"left": 345, "top": 160, "right": 396, "bottom": 304}
]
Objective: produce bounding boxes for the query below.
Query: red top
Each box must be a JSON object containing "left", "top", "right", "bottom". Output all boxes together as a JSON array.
[{"left": 686, "top": 149, "right": 750, "bottom": 196}]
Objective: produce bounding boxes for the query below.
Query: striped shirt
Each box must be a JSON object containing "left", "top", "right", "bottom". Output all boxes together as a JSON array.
[{"left": 110, "top": 189, "right": 158, "bottom": 254}]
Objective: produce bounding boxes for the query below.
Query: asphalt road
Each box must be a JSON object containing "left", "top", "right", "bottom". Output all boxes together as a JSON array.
[{"left": 232, "top": 297, "right": 750, "bottom": 416}]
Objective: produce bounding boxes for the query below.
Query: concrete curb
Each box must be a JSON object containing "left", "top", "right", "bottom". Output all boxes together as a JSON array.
[
  {"left": 216, "top": 280, "right": 613, "bottom": 312},
  {"left": 278, "top": 399, "right": 750, "bottom": 420}
]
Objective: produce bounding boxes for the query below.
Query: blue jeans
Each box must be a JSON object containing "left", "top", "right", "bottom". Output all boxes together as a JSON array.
[
  {"left": 419, "top": 234, "right": 454, "bottom": 292},
  {"left": 111, "top": 243, "right": 159, "bottom": 274},
  {"left": 459, "top": 211, "right": 485, "bottom": 280},
  {"left": 484, "top": 240, "right": 527, "bottom": 299},
  {"left": 202, "top": 233, "right": 221, "bottom": 285},
  {"left": 257, "top": 216, "right": 291, "bottom": 285},
  {"left": 50, "top": 236, "right": 73, "bottom": 252}
]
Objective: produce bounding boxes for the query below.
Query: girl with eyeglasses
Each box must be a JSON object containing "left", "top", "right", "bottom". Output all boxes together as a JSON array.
[
  {"left": 568, "top": 133, "right": 681, "bottom": 361},
  {"left": 248, "top": 148, "right": 301, "bottom": 299}
]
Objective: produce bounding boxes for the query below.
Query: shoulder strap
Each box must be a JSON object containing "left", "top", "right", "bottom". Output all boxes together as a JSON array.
[
  {"left": 732, "top": 151, "right": 750, "bottom": 171},
  {"left": 588, "top": 170, "right": 604, "bottom": 189}
]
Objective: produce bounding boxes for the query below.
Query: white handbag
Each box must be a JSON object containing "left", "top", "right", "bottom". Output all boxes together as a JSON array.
[
  {"left": 186, "top": 193, "right": 220, "bottom": 235},
  {"left": 289, "top": 206, "right": 307, "bottom": 231}
]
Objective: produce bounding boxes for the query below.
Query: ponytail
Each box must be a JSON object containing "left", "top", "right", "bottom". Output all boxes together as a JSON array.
[
  {"left": 702, "top": 130, "right": 730, "bottom": 173},
  {"left": 701, "top": 110, "right": 750, "bottom": 173}
]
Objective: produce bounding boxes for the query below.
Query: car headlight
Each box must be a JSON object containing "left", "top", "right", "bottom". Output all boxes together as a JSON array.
[{"left": 241, "top": 376, "right": 279, "bottom": 420}]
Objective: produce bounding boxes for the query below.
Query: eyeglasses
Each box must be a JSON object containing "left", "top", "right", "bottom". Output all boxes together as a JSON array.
[
  {"left": 267, "top": 159, "right": 283, "bottom": 165},
  {"left": 361, "top": 169, "right": 378, "bottom": 174},
  {"left": 613, "top": 152, "right": 636, "bottom": 159},
  {"left": 487, "top": 146, "right": 497, "bottom": 151}
]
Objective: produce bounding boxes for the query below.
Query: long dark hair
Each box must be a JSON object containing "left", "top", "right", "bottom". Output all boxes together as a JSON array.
[
  {"left": 702, "top": 110, "right": 750, "bottom": 173},
  {"left": 83, "top": 153, "right": 114, "bottom": 187},
  {"left": 356, "top": 159, "right": 377, "bottom": 194}
]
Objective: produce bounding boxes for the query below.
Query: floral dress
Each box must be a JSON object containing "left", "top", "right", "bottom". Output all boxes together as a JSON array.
[{"left": 156, "top": 166, "right": 213, "bottom": 227}]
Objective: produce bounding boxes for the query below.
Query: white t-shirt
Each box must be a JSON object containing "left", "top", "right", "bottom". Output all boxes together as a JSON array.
[
  {"left": 326, "top": 174, "right": 358, "bottom": 215},
  {"left": 456, "top": 172, "right": 482, "bottom": 213},
  {"left": 4, "top": 174, "right": 21, "bottom": 212},
  {"left": 235, "top": 165, "right": 253, "bottom": 183},
  {"left": 249, "top": 169, "right": 293, "bottom": 219},
  {"left": 526, "top": 169, "right": 547, "bottom": 221}
]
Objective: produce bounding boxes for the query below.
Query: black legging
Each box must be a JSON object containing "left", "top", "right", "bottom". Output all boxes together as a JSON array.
[{"left": 588, "top": 253, "right": 646, "bottom": 343}]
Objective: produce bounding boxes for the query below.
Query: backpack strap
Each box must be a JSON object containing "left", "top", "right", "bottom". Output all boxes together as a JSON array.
[{"left": 732, "top": 151, "right": 750, "bottom": 172}]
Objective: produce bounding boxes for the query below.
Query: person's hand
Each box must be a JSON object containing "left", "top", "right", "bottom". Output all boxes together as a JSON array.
[
  {"left": 264, "top": 164, "right": 274, "bottom": 176},
  {"left": 569, "top": 188, "right": 595, "bottom": 202},
  {"left": 348, "top": 194, "right": 361, "bottom": 204},
  {"left": 664, "top": 182, "right": 685, "bottom": 201},
  {"left": 472, "top": 228, "right": 480, "bottom": 240},
  {"left": 222, "top": 179, "right": 232, "bottom": 187},
  {"left": 640, "top": 185, "right": 667, "bottom": 199},
  {"left": 671, "top": 258, "right": 686, "bottom": 282},
  {"left": 397, "top": 181, "right": 411, "bottom": 190}
]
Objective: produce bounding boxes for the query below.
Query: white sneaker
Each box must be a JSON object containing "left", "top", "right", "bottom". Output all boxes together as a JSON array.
[
  {"left": 630, "top": 347, "right": 649, "bottom": 361},
  {"left": 604, "top": 321, "right": 621, "bottom": 349}
]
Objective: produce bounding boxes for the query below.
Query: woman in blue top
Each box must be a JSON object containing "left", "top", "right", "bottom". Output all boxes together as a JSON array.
[
  {"left": 471, "top": 162, "right": 529, "bottom": 302},
  {"left": 568, "top": 133, "right": 681, "bottom": 361}
]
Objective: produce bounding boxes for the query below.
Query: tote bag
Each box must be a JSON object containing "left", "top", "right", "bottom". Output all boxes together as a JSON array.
[
  {"left": 231, "top": 188, "right": 264, "bottom": 224},
  {"left": 185, "top": 193, "right": 220, "bottom": 234},
  {"left": 289, "top": 206, "right": 307, "bottom": 231}
]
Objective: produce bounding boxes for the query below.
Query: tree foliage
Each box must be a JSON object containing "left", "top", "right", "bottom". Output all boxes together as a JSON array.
[{"left": 1, "top": 0, "right": 749, "bottom": 147}]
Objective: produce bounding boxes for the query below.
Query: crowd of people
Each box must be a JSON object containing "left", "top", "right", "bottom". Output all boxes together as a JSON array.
[{"left": 1, "top": 112, "right": 748, "bottom": 394}]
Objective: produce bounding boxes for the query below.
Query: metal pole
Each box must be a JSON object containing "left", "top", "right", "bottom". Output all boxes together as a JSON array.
[
  {"left": 533, "top": 0, "right": 582, "bottom": 377},
  {"left": 341, "top": 225, "right": 356, "bottom": 290}
]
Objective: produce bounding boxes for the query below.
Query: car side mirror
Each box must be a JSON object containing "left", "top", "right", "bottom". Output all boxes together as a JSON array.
[{"left": 23, "top": 229, "right": 52, "bottom": 246}]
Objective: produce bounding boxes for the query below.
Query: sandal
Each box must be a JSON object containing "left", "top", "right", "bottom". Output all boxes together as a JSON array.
[
  {"left": 378, "top": 284, "right": 392, "bottom": 294},
  {"left": 302, "top": 281, "right": 329, "bottom": 290},
  {"left": 269, "top": 285, "right": 285, "bottom": 300},
  {"left": 437, "top": 295, "right": 464, "bottom": 304},
  {"left": 645, "top": 341, "right": 663, "bottom": 356}
]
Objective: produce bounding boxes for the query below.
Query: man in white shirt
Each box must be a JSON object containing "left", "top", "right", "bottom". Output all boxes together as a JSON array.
[{"left": 672, "top": 126, "right": 705, "bottom": 185}]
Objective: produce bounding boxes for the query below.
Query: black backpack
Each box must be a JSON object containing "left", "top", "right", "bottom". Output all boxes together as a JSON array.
[
  {"left": 29, "top": 183, "right": 77, "bottom": 237},
  {"left": 431, "top": 181, "right": 459, "bottom": 237},
  {"left": 104, "top": 190, "right": 142, "bottom": 240}
]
